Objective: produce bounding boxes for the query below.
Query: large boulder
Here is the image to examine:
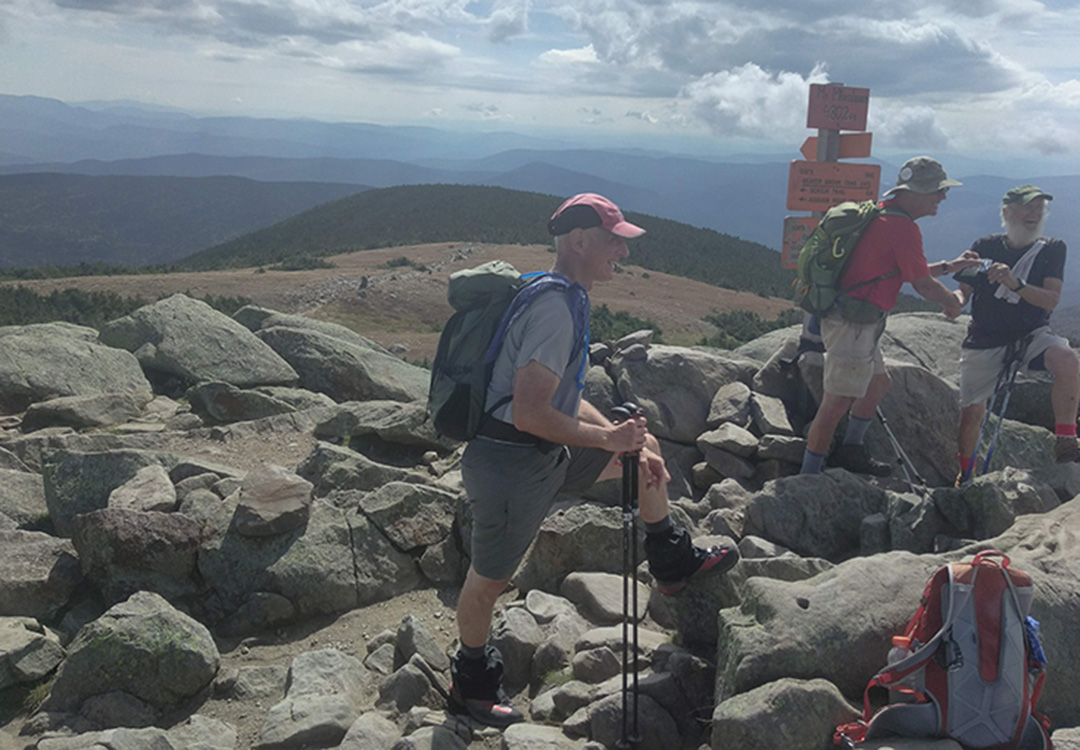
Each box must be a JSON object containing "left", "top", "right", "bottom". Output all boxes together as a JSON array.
[
  {"left": 186, "top": 381, "right": 298, "bottom": 423},
  {"left": 0, "top": 530, "right": 81, "bottom": 620},
  {"left": 742, "top": 472, "right": 889, "bottom": 561},
  {"left": 513, "top": 504, "right": 631, "bottom": 594},
  {"left": 254, "top": 648, "right": 375, "bottom": 750},
  {"left": 711, "top": 678, "right": 858, "bottom": 750},
  {"left": 21, "top": 392, "right": 150, "bottom": 432},
  {"left": 233, "top": 306, "right": 392, "bottom": 355},
  {"left": 0, "top": 322, "right": 152, "bottom": 415},
  {"left": 313, "top": 400, "right": 456, "bottom": 452},
  {"left": 879, "top": 313, "right": 969, "bottom": 386},
  {"left": 0, "top": 616, "right": 65, "bottom": 690},
  {"left": 0, "top": 469, "right": 48, "bottom": 528},
  {"left": 42, "top": 591, "right": 220, "bottom": 716},
  {"left": 255, "top": 326, "right": 428, "bottom": 403},
  {"left": 70, "top": 508, "right": 203, "bottom": 604},
  {"left": 99, "top": 294, "right": 299, "bottom": 388},
  {"left": 609, "top": 345, "right": 759, "bottom": 444}
]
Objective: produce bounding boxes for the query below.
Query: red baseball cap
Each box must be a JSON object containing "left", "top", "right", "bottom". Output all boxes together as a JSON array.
[{"left": 547, "top": 193, "right": 645, "bottom": 238}]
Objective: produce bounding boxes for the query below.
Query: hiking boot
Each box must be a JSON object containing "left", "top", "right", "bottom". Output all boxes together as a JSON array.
[
  {"left": 1054, "top": 436, "right": 1080, "bottom": 464},
  {"left": 645, "top": 526, "right": 740, "bottom": 595},
  {"left": 448, "top": 645, "right": 523, "bottom": 728},
  {"left": 829, "top": 443, "right": 893, "bottom": 477}
]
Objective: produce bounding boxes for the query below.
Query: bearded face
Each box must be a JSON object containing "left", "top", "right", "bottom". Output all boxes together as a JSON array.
[{"left": 1001, "top": 198, "right": 1049, "bottom": 247}]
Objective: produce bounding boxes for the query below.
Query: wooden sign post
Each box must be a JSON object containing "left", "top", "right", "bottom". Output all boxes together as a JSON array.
[{"left": 781, "top": 83, "right": 874, "bottom": 269}]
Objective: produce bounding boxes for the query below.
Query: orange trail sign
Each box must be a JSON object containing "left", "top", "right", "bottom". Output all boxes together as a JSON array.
[
  {"left": 800, "top": 132, "right": 873, "bottom": 161},
  {"left": 786, "top": 161, "right": 881, "bottom": 212},
  {"left": 806, "top": 84, "right": 870, "bottom": 131},
  {"left": 782, "top": 216, "right": 818, "bottom": 270}
]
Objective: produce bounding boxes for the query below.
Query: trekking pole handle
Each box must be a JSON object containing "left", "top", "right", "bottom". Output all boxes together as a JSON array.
[{"left": 611, "top": 402, "right": 645, "bottom": 455}]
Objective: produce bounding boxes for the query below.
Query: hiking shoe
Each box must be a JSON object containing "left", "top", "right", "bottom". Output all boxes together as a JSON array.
[
  {"left": 447, "top": 646, "right": 523, "bottom": 728},
  {"left": 829, "top": 443, "right": 893, "bottom": 477},
  {"left": 655, "top": 544, "right": 740, "bottom": 595},
  {"left": 1054, "top": 437, "right": 1080, "bottom": 464}
]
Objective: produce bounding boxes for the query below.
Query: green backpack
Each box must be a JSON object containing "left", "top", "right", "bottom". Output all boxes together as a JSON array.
[
  {"left": 428, "top": 261, "right": 582, "bottom": 441},
  {"left": 794, "top": 200, "right": 905, "bottom": 322}
]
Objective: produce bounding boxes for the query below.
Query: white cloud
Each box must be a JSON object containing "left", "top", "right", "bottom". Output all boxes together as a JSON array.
[
  {"left": 870, "top": 104, "right": 951, "bottom": 150},
  {"left": 463, "top": 100, "right": 511, "bottom": 119},
  {"left": 538, "top": 44, "right": 598, "bottom": 66},
  {"left": 624, "top": 110, "right": 657, "bottom": 124},
  {"left": 488, "top": 0, "right": 529, "bottom": 43},
  {"left": 682, "top": 62, "right": 829, "bottom": 140}
]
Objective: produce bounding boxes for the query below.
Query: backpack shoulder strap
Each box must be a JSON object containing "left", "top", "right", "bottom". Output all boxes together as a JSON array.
[{"left": 838, "top": 204, "right": 911, "bottom": 293}]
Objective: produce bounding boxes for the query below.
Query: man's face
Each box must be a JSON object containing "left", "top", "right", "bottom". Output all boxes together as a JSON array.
[
  {"left": 894, "top": 187, "right": 948, "bottom": 219},
  {"left": 580, "top": 226, "right": 629, "bottom": 284},
  {"left": 1003, "top": 197, "right": 1048, "bottom": 235}
]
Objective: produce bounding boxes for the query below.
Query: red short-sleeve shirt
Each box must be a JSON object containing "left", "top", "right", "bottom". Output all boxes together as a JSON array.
[{"left": 839, "top": 199, "right": 931, "bottom": 313}]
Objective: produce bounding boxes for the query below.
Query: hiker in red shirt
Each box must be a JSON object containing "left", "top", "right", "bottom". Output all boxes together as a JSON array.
[{"left": 800, "top": 156, "right": 979, "bottom": 476}]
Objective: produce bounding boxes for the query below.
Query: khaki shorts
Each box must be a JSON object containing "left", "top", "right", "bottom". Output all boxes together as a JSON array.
[
  {"left": 821, "top": 313, "right": 888, "bottom": 398},
  {"left": 959, "top": 326, "right": 1070, "bottom": 408},
  {"left": 461, "top": 438, "right": 613, "bottom": 580}
]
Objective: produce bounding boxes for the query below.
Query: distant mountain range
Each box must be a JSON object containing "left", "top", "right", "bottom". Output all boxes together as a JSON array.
[
  {"left": 0, "top": 173, "right": 364, "bottom": 267},
  {"left": 1, "top": 93, "right": 1078, "bottom": 308}
]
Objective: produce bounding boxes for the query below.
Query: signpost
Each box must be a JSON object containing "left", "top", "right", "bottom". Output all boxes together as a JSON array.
[
  {"left": 786, "top": 161, "right": 881, "bottom": 212},
  {"left": 781, "top": 82, "right": 874, "bottom": 269}
]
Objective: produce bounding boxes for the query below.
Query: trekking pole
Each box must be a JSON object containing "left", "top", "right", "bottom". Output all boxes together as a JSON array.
[
  {"left": 611, "top": 402, "right": 642, "bottom": 749},
  {"left": 875, "top": 407, "right": 926, "bottom": 494},
  {"left": 979, "top": 339, "right": 1029, "bottom": 476}
]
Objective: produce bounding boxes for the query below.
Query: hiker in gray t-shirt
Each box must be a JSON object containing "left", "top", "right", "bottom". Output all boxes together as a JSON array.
[{"left": 449, "top": 193, "right": 740, "bottom": 728}]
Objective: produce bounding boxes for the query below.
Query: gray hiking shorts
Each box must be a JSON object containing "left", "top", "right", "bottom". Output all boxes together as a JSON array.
[
  {"left": 959, "top": 326, "right": 1070, "bottom": 408},
  {"left": 461, "top": 438, "right": 613, "bottom": 581}
]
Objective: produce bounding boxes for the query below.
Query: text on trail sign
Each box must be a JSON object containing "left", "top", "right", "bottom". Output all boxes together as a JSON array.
[
  {"left": 782, "top": 216, "right": 818, "bottom": 270},
  {"left": 806, "top": 84, "right": 870, "bottom": 131},
  {"left": 786, "top": 161, "right": 881, "bottom": 212}
]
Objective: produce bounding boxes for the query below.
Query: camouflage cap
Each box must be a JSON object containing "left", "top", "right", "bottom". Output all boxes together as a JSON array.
[
  {"left": 883, "top": 156, "right": 962, "bottom": 196},
  {"left": 1003, "top": 184, "right": 1053, "bottom": 205}
]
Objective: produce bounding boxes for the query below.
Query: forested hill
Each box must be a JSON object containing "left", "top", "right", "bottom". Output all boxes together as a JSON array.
[
  {"left": 180, "top": 184, "right": 796, "bottom": 298},
  {"left": 0, "top": 173, "right": 366, "bottom": 268}
]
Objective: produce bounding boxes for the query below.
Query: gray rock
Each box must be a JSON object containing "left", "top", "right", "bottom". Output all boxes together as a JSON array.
[
  {"left": 706, "top": 381, "right": 752, "bottom": 428},
  {"left": 737, "top": 535, "right": 792, "bottom": 559},
  {"left": 714, "top": 551, "right": 943, "bottom": 703},
  {"left": 502, "top": 723, "right": 587, "bottom": 749},
  {"left": 173, "top": 471, "right": 221, "bottom": 501},
  {"left": 396, "top": 615, "right": 450, "bottom": 672},
  {"left": 187, "top": 381, "right": 298, "bottom": 423},
  {"left": 1052, "top": 728, "right": 1080, "bottom": 750},
  {"left": 298, "top": 441, "right": 421, "bottom": 497},
  {"left": 879, "top": 312, "right": 969, "bottom": 386},
  {"left": 229, "top": 665, "right": 289, "bottom": 701},
  {"left": 108, "top": 464, "right": 177, "bottom": 512},
  {"left": 698, "top": 422, "right": 758, "bottom": 458},
  {"left": 256, "top": 325, "right": 428, "bottom": 403},
  {"left": 43, "top": 591, "right": 220, "bottom": 713},
  {"left": 0, "top": 445, "right": 30, "bottom": 472},
  {"left": 513, "top": 505, "right": 631, "bottom": 594},
  {"left": 743, "top": 472, "right": 889, "bottom": 561},
  {"left": 699, "top": 444, "right": 755, "bottom": 480},
  {"left": 0, "top": 530, "right": 81, "bottom": 619},
  {"left": 710, "top": 678, "right": 858, "bottom": 750},
  {"left": 360, "top": 482, "right": 457, "bottom": 551},
  {"left": 340, "top": 711, "right": 400, "bottom": 750},
  {"left": 419, "top": 533, "right": 466, "bottom": 587},
  {"left": 574, "top": 625, "right": 669, "bottom": 661},
  {"left": 376, "top": 656, "right": 440, "bottom": 714},
  {"left": 934, "top": 467, "right": 1060, "bottom": 540},
  {"left": 80, "top": 690, "right": 158, "bottom": 728},
  {"left": 656, "top": 540, "right": 832, "bottom": 652},
  {"left": 0, "top": 322, "right": 152, "bottom": 414},
  {"left": 366, "top": 643, "right": 397, "bottom": 676},
  {"left": 0, "top": 469, "right": 47, "bottom": 528},
  {"left": 1030, "top": 462, "right": 1080, "bottom": 503},
  {"left": 0, "top": 616, "right": 64, "bottom": 689},
  {"left": 757, "top": 434, "right": 808, "bottom": 464},
  {"left": 390, "top": 725, "right": 468, "bottom": 750},
  {"left": 100, "top": 294, "right": 299, "bottom": 388},
  {"left": 571, "top": 646, "right": 620, "bottom": 683},
  {"left": 610, "top": 345, "right": 758, "bottom": 443},
  {"left": 588, "top": 691, "right": 679, "bottom": 750},
  {"left": 255, "top": 648, "right": 373, "bottom": 750},
  {"left": 34, "top": 715, "right": 237, "bottom": 750},
  {"left": 560, "top": 572, "right": 649, "bottom": 626},
  {"left": 532, "top": 610, "right": 590, "bottom": 684},
  {"left": 750, "top": 392, "right": 795, "bottom": 436},
  {"left": 860, "top": 512, "right": 891, "bottom": 556},
  {"left": 583, "top": 365, "right": 618, "bottom": 420},
  {"left": 234, "top": 306, "right": 392, "bottom": 355},
  {"left": 255, "top": 386, "right": 337, "bottom": 411},
  {"left": 70, "top": 508, "right": 202, "bottom": 604},
  {"left": 42, "top": 448, "right": 179, "bottom": 536},
  {"left": 490, "top": 607, "right": 544, "bottom": 693},
  {"left": 235, "top": 463, "right": 314, "bottom": 537},
  {"left": 314, "top": 400, "right": 454, "bottom": 451},
  {"left": 22, "top": 392, "right": 149, "bottom": 432}
]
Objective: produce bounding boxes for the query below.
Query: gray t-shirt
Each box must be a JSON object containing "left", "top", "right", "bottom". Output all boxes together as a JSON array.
[{"left": 486, "top": 288, "right": 585, "bottom": 424}]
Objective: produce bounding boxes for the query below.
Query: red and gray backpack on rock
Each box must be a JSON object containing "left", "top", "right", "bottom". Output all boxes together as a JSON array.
[{"left": 836, "top": 550, "right": 1052, "bottom": 750}]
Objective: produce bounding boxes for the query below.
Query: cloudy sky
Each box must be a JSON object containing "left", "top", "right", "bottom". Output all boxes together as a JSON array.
[{"left": 3, "top": 0, "right": 1080, "bottom": 162}]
